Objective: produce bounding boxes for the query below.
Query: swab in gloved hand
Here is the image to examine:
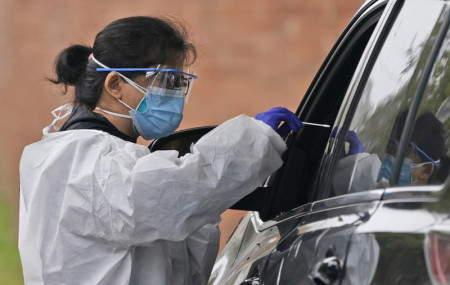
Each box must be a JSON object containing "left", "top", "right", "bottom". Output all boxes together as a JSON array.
[{"left": 255, "top": 107, "right": 303, "bottom": 136}]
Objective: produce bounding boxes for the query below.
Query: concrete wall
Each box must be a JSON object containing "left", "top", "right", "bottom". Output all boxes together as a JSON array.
[{"left": 0, "top": 0, "right": 364, "bottom": 253}]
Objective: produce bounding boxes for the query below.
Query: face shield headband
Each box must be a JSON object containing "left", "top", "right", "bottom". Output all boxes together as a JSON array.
[
  {"left": 388, "top": 138, "right": 440, "bottom": 167},
  {"left": 91, "top": 55, "right": 197, "bottom": 102}
]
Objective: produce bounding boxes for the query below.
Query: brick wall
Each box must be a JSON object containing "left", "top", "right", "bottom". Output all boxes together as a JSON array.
[{"left": 0, "top": 0, "right": 364, "bottom": 251}]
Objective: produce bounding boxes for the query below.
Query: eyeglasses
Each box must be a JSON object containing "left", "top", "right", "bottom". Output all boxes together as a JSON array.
[
  {"left": 96, "top": 66, "right": 197, "bottom": 100},
  {"left": 145, "top": 68, "right": 197, "bottom": 98},
  {"left": 386, "top": 138, "right": 440, "bottom": 167}
]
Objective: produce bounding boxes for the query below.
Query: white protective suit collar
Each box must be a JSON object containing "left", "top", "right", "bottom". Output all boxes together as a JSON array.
[{"left": 42, "top": 104, "right": 73, "bottom": 137}]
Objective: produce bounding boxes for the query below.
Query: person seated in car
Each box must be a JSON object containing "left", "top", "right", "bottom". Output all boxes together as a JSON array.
[
  {"left": 378, "top": 111, "right": 448, "bottom": 186},
  {"left": 333, "top": 111, "right": 448, "bottom": 195}
]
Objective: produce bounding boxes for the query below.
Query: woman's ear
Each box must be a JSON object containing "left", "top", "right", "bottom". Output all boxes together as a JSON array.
[
  {"left": 104, "top": 72, "right": 124, "bottom": 100},
  {"left": 418, "top": 163, "right": 434, "bottom": 181}
]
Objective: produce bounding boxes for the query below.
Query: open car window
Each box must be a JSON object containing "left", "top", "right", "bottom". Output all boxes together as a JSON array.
[{"left": 260, "top": 2, "right": 386, "bottom": 221}]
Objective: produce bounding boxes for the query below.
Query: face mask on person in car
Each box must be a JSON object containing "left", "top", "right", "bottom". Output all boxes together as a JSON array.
[{"left": 378, "top": 153, "right": 413, "bottom": 185}]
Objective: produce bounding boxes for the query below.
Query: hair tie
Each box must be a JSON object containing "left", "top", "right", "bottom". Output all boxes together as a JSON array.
[{"left": 88, "top": 53, "right": 93, "bottom": 60}]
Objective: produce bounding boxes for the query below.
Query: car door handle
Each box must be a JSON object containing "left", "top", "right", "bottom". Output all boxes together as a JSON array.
[
  {"left": 239, "top": 277, "right": 261, "bottom": 285},
  {"left": 310, "top": 256, "right": 342, "bottom": 285}
]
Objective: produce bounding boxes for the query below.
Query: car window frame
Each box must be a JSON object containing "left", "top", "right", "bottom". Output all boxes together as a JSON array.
[
  {"left": 315, "top": 0, "right": 450, "bottom": 204},
  {"left": 295, "top": 0, "right": 384, "bottom": 116},
  {"left": 312, "top": 0, "right": 405, "bottom": 201},
  {"left": 381, "top": 5, "right": 450, "bottom": 201},
  {"left": 257, "top": 0, "right": 391, "bottom": 222},
  {"left": 390, "top": 8, "right": 450, "bottom": 187}
]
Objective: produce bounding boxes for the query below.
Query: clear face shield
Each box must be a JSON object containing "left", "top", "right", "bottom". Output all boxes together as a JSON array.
[
  {"left": 95, "top": 64, "right": 197, "bottom": 103},
  {"left": 145, "top": 65, "right": 197, "bottom": 102}
]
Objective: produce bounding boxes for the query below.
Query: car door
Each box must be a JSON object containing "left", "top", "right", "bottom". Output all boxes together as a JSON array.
[
  {"left": 338, "top": 3, "right": 450, "bottom": 283},
  {"left": 259, "top": 0, "right": 450, "bottom": 284},
  {"left": 208, "top": 1, "right": 393, "bottom": 284}
]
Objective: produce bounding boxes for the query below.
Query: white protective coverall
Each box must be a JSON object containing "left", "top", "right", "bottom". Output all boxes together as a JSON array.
[
  {"left": 332, "top": 153, "right": 381, "bottom": 195},
  {"left": 19, "top": 114, "right": 287, "bottom": 285}
]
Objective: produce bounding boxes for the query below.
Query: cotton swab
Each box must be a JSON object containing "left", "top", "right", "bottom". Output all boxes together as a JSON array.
[{"left": 302, "top": 122, "right": 331, "bottom": 128}]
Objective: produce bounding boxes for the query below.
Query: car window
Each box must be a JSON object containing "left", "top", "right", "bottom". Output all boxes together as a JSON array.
[
  {"left": 396, "top": 28, "right": 450, "bottom": 187},
  {"left": 325, "top": 2, "right": 449, "bottom": 197},
  {"left": 260, "top": 3, "right": 385, "bottom": 220}
]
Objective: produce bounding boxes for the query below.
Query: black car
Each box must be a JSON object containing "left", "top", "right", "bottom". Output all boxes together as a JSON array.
[{"left": 151, "top": 0, "right": 450, "bottom": 283}]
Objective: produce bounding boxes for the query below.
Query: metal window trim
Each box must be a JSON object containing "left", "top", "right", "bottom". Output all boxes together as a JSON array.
[
  {"left": 252, "top": 203, "right": 312, "bottom": 232},
  {"left": 296, "top": 0, "right": 388, "bottom": 118},
  {"left": 383, "top": 184, "right": 447, "bottom": 201},
  {"left": 311, "top": 189, "right": 385, "bottom": 212},
  {"left": 256, "top": 0, "right": 399, "bottom": 225},
  {"left": 314, "top": 0, "right": 403, "bottom": 201}
]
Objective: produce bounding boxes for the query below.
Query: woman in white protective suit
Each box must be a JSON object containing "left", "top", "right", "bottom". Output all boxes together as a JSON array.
[{"left": 19, "top": 16, "right": 303, "bottom": 284}]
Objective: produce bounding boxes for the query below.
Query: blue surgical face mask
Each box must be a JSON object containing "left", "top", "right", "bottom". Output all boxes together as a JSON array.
[
  {"left": 95, "top": 86, "right": 185, "bottom": 140},
  {"left": 378, "top": 153, "right": 413, "bottom": 186},
  {"left": 130, "top": 86, "right": 185, "bottom": 140}
]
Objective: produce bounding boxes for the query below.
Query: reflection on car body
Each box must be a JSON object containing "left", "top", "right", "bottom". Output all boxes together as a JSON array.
[{"left": 204, "top": 0, "right": 450, "bottom": 284}]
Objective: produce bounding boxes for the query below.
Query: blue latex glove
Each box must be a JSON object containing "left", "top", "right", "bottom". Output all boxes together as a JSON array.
[
  {"left": 346, "top": 130, "right": 365, "bottom": 155},
  {"left": 255, "top": 107, "right": 303, "bottom": 136},
  {"left": 331, "top": 128, "right": 365, "bottom": 155}
]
